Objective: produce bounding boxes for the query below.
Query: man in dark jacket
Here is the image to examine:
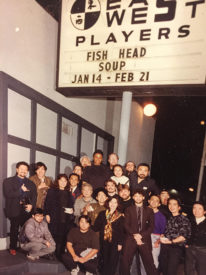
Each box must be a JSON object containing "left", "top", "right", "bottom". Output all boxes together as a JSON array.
[
  {"left": 185, "top": 201, "right": 206, "bottom": 275},
  {"left": 130, "top": 163, "right": 160, "bottom": 202},
  {"left": 3, "top": 161, "right": 37, "bottom": 255},
  {"left": 82, "top": 150, "right": 110, "bottom": 191},
  {"left": 120, "top": 189, "right": 158, "bottom": 275}
]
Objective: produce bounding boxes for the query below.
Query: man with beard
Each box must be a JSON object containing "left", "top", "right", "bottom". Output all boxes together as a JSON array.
[
  {"left": 105, "top": 179, "right": 117, "bottom": 198},
  {"left": 118, "top": 184, "right": 133, "bottom": 213},
  {"left": 3, "top": 161, "right": 37, "bottom": 255},
  {"left": 130, "top": 163, "right": 159, "bottom": 202}
]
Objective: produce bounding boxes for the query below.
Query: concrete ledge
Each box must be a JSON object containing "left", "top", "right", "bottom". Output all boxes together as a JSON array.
[{"left": 0, "top": 250, "right": 67, "bottom": 275}]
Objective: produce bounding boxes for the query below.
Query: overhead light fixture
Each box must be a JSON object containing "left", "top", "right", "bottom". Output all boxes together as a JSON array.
[{"left": 143, "top": 103, "right": 157, "bottom": 117}]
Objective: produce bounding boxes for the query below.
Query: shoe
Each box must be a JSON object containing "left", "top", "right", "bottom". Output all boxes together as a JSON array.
[
  {"left": 27, "top": 254, "right": 39, "bottom": 261},
  {"left": 9, "top": 249, "right": 16, "bottom": 256},
  {"left": 71, "top": 266, "right": 79, "bottom": 275}
]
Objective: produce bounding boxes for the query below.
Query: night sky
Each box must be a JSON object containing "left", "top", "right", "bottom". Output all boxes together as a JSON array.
[{"left": 150, "top": 96, "right": 206, "bottom": 205}]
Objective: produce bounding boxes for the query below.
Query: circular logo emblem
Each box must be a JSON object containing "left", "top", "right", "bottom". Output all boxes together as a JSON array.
[{"left": 70, "top": 0, "right": 101, "bottom": 30}]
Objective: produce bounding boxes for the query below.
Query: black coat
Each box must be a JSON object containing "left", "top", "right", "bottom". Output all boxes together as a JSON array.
[
  {"left": 130, "top": 173, "right": 160, "bottom": 201},
  {"left": 82, "top": 164, "right": 111, "bottom": 190},
  {"left": 44, "top": 188, "right": 73, "bottom": 235},
  {"left": 3, "top": 176, "right": 37, "bottom": 218}
]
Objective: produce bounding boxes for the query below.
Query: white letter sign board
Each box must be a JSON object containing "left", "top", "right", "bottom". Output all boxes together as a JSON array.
[{"left": 57, "top": 0, "right": 206, "bottom": 96}]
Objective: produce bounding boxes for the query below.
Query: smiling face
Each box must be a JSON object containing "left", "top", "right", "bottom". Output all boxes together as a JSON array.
[
  {"left": 119, "top": 188, "right": 130, "bottom": 200},
  {"left": 16, "top": 165, "right": 28, "bottom": 179},
  {"left": 193, "top": 203, "right": 205, "bottom": 218},
  {"left": 105, "top": 181, "right": 116, "bottom": 194},
  {"left": 108, "top": 154, "right": 118, "bottom": 167},
  {"left": 109, "top": 198, "right": 118, "bottom": 212},
  {"left": 96, "top": 191, "right": 108, "bottom": 204},
  {"left": 126, "top": 161, "right": 135, "bottom": 172},
  {"left": 69, "top": 175, "right": 79, "bottom": 188},
  {"left": 82, "top": 186, "right": 93, "bottom": 198},
  {"left": 80, "top": 156, "right": 91, "bottom": 168},
  {"left": 114, "top": 166, "right": 123, "bottom": 177},
  {"left": 58, "top": 176, "right": 68, "bottom": 190},
  {"left": 168, "top": 199, "right": 180, "bottom": 216},
  {"left": 36, "top": 166, "right": 46, "bottom": 179},
  {"left": 149, "top": 195, "right": 160, "bottom": 210},
  {"left": 93, "top": 153, "right": 103, "bottom": 166}
]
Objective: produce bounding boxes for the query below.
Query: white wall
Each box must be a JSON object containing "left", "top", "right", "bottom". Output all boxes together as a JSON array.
[
  {"left": 127, "top": 102, "right": 156, "bottom": 165},
  {"left": 0, "top": 0, "right": 155, "bottom": 165},
  {"left": 0, "top": 0, "right": 107, "bottom": 129},
  {"left": 0, "top": 0, "right": 155, "bottom": 249}
]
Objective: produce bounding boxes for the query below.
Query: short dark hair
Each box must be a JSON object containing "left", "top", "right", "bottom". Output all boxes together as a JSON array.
[
  {"left": 33, "top": 208, "right": 44, "bottom": 215},
  {"left": 132, "top": 188, "right": 145, "bottom": 197},
  {"left": 168, "top": 197, "right": 181, "bottom": 207},
  {"left": 105, "top": 179, "right": 117, "bottom": 187},
  {"left": 125, "top": 160, "right": 136, "bottom": 168},
  {"left": 148, "top": 194, "right": 160, "bottom": 202},
  {"left": 193, "top": 201, "right": 205, "bottom": 210},
  {"left": 160, "top": 189, "right": 169, "bottom": 195},
  {"left": 93, "top": 187, "right": 108, "bottom": 199},
  {"left": 16, "top": 161, "right": 30, "bottom": 170},
  {"left": 93, "top": 149, "right": 103, "bottom": 157},
  {"left": 113, "top": 164, "right": 124, "bottom": 172},
  {"left": 35, "top": 162, "right": 47, "bottom": 171},
  {"left": 137, "top": 163, "right": 150, "bottom": 171},
  {"left": 69, "top": 173, "right": 80, "bottom": 181},
  {"left": 78, "top": 215, "right": 91, "bottom": 225}
]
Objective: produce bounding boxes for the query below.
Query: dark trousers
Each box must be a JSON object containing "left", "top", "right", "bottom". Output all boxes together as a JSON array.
[
  {"left": 185, "top": 246, "right": 206, "bottom": 275},
  {"left": 50, "top": 222, "right": 71, "bottom": 258},
  {"left": 120, "top": 236, "right": 158, "bottom": 275},
  {"left": 62, "top": 252, "right": 98, "bottom": 274},
  {"left": 159, "top": 244, "right": 184, "bottom": 275},
  {"left": 9, "top": 211, "right": 31, "bottom": 250},
  {"left": 101, "top": 241, "right": 120, "bottom": 275}
]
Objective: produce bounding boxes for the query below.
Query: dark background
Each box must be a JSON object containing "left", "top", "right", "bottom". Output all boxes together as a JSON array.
[{"left": 150, "top": 96, "right": 206, "bottom": 206}]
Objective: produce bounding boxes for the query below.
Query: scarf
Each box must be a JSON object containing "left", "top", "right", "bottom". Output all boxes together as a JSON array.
[{"left": 104, "top": 209, "right": 122, "bottom": 242}]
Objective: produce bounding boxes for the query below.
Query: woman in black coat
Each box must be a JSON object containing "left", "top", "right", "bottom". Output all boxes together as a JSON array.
[
  {"left": 44, "top": 174, "right": 73, "bottom": 258},
  {"left": 93, "top": 195, "right": 124, "bottom": 275}
]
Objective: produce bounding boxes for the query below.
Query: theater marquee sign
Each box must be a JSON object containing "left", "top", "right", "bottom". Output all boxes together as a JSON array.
[{"left": 57, "top": 0, "right": 206, "bottom": 96}]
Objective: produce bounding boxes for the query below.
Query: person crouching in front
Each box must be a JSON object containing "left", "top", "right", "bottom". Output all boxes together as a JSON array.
[
  {"left": 19, "top": 208, "right": 55, "bottom": 260},
  {"left": 62, "top": 215, "right": 99, "bottom": 275}
]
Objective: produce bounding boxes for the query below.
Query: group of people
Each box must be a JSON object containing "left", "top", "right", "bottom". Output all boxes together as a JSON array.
[{"left": 3, "top": 149, "right": 206, "bottom": 275}]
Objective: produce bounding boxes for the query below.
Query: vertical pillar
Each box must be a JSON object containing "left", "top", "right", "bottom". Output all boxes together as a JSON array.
[
  {"left": 196, "top": 129, "right": 206, "bottom": 200},
  {"left": 118, "top": 91, "right": 132, "bottom": 165}
]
